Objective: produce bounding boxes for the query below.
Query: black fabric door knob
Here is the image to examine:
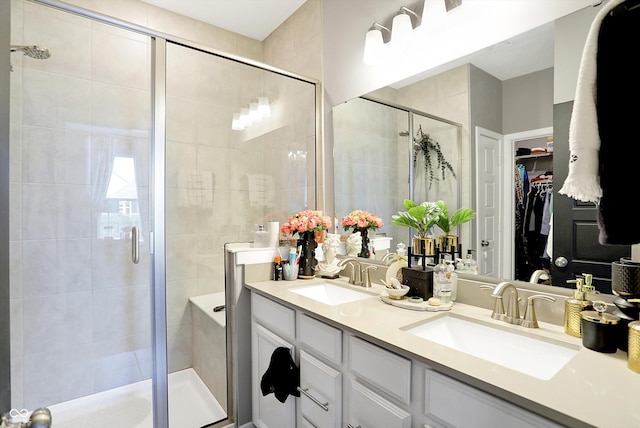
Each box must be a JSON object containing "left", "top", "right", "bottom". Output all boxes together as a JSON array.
[{"left": 260, "top": 346, "right": 300, "bottom": 403}]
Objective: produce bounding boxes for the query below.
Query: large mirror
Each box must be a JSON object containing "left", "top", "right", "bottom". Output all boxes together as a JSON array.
[{"left": 331, "top": 8, "right": 630, "bottom": 293}]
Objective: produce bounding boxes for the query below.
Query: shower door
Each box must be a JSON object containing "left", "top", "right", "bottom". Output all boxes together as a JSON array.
[
  {"left": 164, "top": 41, "right": 319, "bottom": 426},
  {"left": 10, "top": 1, "right": 155, "bottom": 425}
]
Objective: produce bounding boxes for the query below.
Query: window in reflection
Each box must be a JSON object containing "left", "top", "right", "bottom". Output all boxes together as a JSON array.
[{"left": 99, "top": 156, "right": 141, "bottom": 240}]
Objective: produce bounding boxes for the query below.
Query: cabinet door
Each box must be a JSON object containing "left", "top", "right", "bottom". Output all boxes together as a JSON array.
[
  {"left": 299, "top": 350, "right": 341, "bottom": 428},
  {"left": 347, "top": 380, "right": 411, "bottom": 428},
  {"left": 252, "top": 322, "right": 296, "bottom": 428}
]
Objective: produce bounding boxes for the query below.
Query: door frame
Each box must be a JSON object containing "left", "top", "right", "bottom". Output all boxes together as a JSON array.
[{"left": 503, "top": 127, "right": 553, "bottom": 280}]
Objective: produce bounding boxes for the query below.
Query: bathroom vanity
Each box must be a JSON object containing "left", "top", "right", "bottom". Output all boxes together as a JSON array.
[{"left": 244, "top": 275, "right": 640, "bottom": 428}]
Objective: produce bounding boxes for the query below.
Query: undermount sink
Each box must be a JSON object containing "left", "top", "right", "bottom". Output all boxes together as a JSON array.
[
  {"left": 402, "top": 313, "right": 579, "bottom": 380},
  {"left": 288, "top": 282, "right": 376, "bottom": 306}
]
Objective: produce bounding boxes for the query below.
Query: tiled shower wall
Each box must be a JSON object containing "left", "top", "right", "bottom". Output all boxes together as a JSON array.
[{"left": 10, "top": 0, "right": 321, "bottom": 409}]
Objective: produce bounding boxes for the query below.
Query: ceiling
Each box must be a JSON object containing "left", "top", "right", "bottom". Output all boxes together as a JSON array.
[
  {"left": 139, "top": 0, "right": 553, "bottom": 82},
  {"left": 139, "top": 0, "right": 307, "bottom": 41}
]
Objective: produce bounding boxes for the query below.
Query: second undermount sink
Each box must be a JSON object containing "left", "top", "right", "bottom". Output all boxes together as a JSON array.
[
  {"left": 402, "top": 313, "right": 579, "bottom": 380},
  {"left": 288, "top": 282, "right": 376, "bottom": 306}
]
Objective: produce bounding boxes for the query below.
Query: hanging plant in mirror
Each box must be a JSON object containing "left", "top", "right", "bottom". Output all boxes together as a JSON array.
[{"left": 413, "top": 125, "right": 456, "bottom": 189}]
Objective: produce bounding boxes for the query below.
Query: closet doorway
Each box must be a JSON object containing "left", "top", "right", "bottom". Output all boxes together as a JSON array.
[{"left": 504, "top": 127, "right": 553, "bottom": 282}]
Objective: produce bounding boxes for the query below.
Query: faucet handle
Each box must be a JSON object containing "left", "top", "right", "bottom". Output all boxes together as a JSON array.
[
  {"left": 363, "top": 265, "right": 378, "bottom": 288},
  {"left": 489, "top": 294, "right": 506, "bottom": 321},
  {"left": 521, "top": 294, "right": 556, "bottom": 328}
]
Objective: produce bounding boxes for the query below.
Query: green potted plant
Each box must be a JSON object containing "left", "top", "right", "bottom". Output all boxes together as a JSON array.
[
  {"left": 434, "top": 200, "right": 476, "bottom": 252},
  {"left": 391, "top": 199, "right": 442, "bottom": 255}
]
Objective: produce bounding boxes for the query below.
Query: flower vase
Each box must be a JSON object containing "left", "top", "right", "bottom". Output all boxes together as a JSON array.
[
  {"left": 298, "top": 231, "right": 318, "bottom": 279},
  {"left": 357, "top": 229, "right": 369, "bottom": 258}
]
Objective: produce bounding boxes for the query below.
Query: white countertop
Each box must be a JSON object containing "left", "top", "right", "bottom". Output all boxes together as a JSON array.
[{"left": 245, "top": 276, "right": 640, "bottom": 428}]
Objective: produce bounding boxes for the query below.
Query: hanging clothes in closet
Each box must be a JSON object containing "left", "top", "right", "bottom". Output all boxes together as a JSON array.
[
  {"left": 559, "top": 0, "right": 640, "bottom": 245},
  {"left": 515, "top": 160, "right": 553, "bottom": 281},
  {"left": 514, "top": 164, "right": 528, "bottom": 281}
]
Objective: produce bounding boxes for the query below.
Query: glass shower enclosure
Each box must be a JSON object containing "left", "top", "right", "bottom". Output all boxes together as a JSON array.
[{"left": 7, "top": 1, "right": 319, "bottom": 426}]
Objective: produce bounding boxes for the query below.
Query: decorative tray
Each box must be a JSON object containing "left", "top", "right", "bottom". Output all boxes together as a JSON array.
[{"left": 380, "top": 294, "right": 453, "bottom": 311}]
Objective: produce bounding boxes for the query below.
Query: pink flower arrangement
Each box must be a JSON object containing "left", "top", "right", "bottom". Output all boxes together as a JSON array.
[
  {"left": 281, "top": 209, "right": 332, "bottom": 236},
  {"left": 341, "top": 210, "right": 384, "bottom": 232}
]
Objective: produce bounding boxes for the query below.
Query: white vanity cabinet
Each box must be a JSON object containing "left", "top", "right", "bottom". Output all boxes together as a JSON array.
[{"left": 250, "top": 290, "right": 561, "bottom": 428}]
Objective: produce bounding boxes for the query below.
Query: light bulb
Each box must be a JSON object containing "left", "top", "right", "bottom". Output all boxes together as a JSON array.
[
  {"left": 240, "top": 107, "right": 251, "bottom": 126},
  {"left": 258, "top": 97, "right": 271, "bottom": 118},
  {"left": 391, "top": 12, "right": 413, "bottom": 45},
  {"left": 249, "top": 102, "right": 261, "bottom": 122},
  {"left": 231, "top": 113, "right": 244, "bottom": 130},
  {"left": 363, "top": 28, "right": 384, "bottom": 65}
]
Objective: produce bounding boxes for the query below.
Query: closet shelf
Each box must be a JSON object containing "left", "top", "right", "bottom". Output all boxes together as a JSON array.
[{"left": 515, "top": 152, "right": 552, "bottom": 160}]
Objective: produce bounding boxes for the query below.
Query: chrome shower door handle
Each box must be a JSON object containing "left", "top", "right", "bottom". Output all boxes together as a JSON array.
[{"left": 131, "top": 226, "right": 139, "bottom": 264}]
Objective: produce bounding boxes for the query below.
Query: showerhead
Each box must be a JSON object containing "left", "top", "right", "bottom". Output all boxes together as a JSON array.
[{"left": 10, "top": 45, "right": 51, "bottom": 60}]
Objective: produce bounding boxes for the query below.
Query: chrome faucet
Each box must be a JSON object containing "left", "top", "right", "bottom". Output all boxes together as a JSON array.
[
  {"left": 490, "top": 281, "right": 521, "bottom": 324},
  {"left": 337, "top": 257, "right": 362, "bottom": 286}
]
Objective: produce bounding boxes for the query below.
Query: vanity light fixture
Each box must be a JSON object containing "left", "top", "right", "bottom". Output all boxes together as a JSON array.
[
  {"left": 363, "top": 6, "right": 420, "bottom": 65},
  {"left": 364, "top": 1, "right": 463, "bottom": 65}
]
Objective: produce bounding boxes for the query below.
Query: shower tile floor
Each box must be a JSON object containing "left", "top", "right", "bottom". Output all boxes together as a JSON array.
[{"left": 48, "top": 368, "right": 226, "bottom": 427}]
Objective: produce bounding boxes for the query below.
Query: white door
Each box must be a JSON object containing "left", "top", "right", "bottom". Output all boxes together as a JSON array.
[{"left": 475, "top": 127, "right": 502, "bottom": 277}]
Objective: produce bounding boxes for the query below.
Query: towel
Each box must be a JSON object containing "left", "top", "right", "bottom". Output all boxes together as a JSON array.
[
  {"left": 593, "top": 1, "right": 640, "bottom": 244},
  {"left": 260, "top": 347, "right": 300, "bottom": 403},
  {"left": 177, "top": 169, "right": 214, "bottom": 208},
  {"left": 558, "top": 0, "right": 625, "bottom": 204},
  {"left": 247, "top": 173, "right": 276, "bottom": 207}
]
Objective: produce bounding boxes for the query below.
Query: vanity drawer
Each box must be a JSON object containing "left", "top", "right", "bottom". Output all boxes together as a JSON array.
[
  {"left": 347, "top": 379, "right": 411, "bottom": 428},
  {"left": 349, "top": 335, "right": 411, "bottom": 405},
  {"left": 299, "top": 350, "right": 342, "bottom": 428},
  {"left": 298, "top": 313, "right": 342, "bottom": 365},
  {"left": 252, "top": 292, "right": 295, "bottom": 340}
]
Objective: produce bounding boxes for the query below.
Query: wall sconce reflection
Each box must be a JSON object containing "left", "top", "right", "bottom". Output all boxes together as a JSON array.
[{"left": 232, "top": 96, "right": 272, "bottom": 131}]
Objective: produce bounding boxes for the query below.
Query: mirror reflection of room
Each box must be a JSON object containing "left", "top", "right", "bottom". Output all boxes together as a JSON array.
[{"left": 514, "top": 136, "right": 553, "bottom": 283}]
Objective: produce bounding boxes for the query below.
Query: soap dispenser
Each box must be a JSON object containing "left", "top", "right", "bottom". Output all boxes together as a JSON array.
[
  {"left": 564, "top": 275, "right": 594, "bottom": 338},
  {"left": 445, "top": 259, "right": 458, "bottom": 301},
  {"left": 433, "top": 254, "right": 453, "bottom": 305},
  {"left": 463, "top": 249, "right": 478, "bottom": 274}
]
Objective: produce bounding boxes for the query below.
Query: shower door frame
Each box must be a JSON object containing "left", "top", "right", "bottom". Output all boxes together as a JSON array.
[{"left": 20, "top": 1, "right": 322, "bottom": 427}]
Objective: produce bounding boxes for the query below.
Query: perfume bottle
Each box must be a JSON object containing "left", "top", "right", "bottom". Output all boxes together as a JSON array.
[{"left": 254, "top": 224, "right": 270, "bottom": 248}]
